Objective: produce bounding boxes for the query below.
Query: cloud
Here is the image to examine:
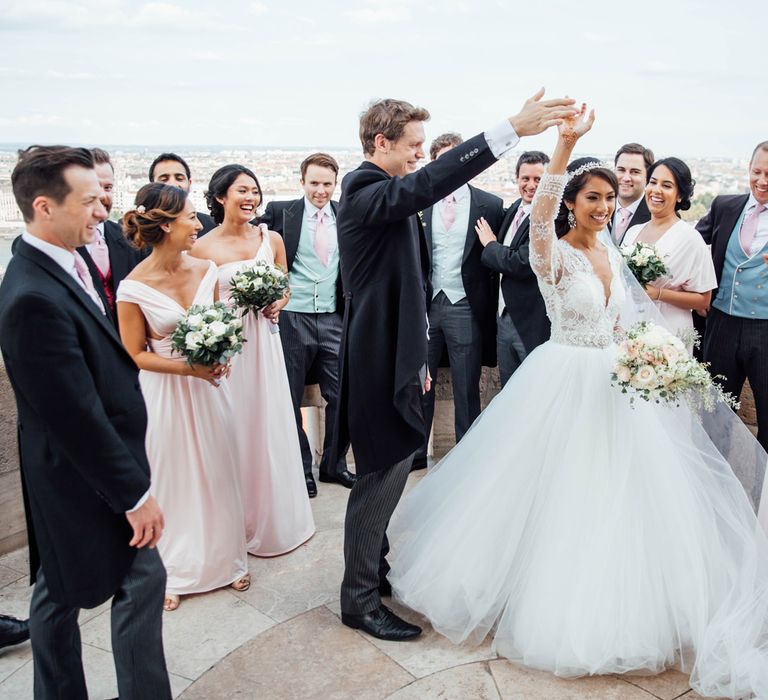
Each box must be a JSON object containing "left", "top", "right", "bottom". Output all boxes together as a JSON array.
[
  {"left": 249, "top": 1, "right": 268, "bottom": 15},
  {"left": 343, "top": 4, "right": 410, "bottom": 24}
]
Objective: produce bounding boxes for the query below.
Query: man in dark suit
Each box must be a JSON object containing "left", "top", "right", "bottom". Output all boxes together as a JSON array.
[
  {"left": 697, "top": 140, "right": 768, "bottom": 452},
  {"left": 412, "top": 133, "right": 504, "bottom": 470},
  {"left": 148, "top": 152, "right": 217, "bottom": 235},
  {"left": 477, "top": 151, "right": 551, "bottom": 385},
  {"left": 0, "top": 146, "right": 171, "bottom": 698},
  {"left": 333, "top": 92, "right": 576, "bottom": 641},
  {"left": 77, "top": 148, "right": 144, "bottom": 319},
  {"left": 609, "top": 142, "right": 654, "bottom": 245},
  {"left": 261, "top": 153, "right": 356, "bottom": 497}
]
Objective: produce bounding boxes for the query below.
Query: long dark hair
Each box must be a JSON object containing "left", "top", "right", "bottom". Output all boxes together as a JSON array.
[
  {"left": 205, "top": 164, "right": 262, "bottom": 224},
  {"left": 554, "top": 158, "right": 619, "bottom": 238}
]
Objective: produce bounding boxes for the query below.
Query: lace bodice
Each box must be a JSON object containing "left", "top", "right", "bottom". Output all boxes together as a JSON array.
[{"left": 530, "top": 174, "right": 625, "bottom": 348}]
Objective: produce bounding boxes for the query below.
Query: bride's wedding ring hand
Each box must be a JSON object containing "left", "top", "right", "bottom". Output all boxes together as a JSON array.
[
  {"left": 510, "top": 88, "right": 579, "bottom": 137},
  {"left": 475, "top": 217, "right": 497, "bottom": 247},
  {"left": 558, "top": 103, "right": 595, "bottom": 145}
]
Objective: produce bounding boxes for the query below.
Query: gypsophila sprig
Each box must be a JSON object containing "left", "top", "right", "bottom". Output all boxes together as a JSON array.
[
  {"left": 612, "top": 321, "right": 739, "bottom": 411},
  {"left": 229, "top": 262, "right": 289, "bottom": 315},
  {"left": 621, "top": 242, "right": 668, "bottom": 285},
  {"left": 170, "top": 301, "right": 245, "bottom": 367}
]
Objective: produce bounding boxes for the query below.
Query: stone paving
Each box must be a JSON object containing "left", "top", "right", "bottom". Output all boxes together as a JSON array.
[{"left": 0, "top": 471, "right": 719, "bottom": 699}]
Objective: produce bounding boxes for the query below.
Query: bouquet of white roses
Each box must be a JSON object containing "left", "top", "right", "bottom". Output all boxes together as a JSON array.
[
  {"left": 170, "top": 302, "right": 245, "bottom": 367},
  {"left": 229, "top": 262, "right": 289, "bottom": 315},
  {"left": 621, "top": 242, "right": 668, "bottom": 285},
  {"left": 612, "top": 321, "right": 738, "bottom": 411}
]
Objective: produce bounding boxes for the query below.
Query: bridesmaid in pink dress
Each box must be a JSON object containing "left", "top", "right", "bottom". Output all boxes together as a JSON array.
[
  {"left": 191, "top": 164, "right": 315, "bottom": 556},
  {"left": 117, "top": 183, "right": 249, "bottom": 611},
  {"left": 622, "top": 158, "right": 716, "bottom": 344}
]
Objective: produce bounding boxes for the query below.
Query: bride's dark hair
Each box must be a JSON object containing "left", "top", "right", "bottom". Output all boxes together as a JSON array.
[{"left": 554, "top": 157, "right": 619, "bottom": 238}]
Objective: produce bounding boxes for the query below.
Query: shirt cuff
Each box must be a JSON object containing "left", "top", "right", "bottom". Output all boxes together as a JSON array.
[
  {"left": 484, "top": 121, "right": 520, "bottom": 159},
  {"left": 126, "top": 490, "right": 150, "bottom": 513}
]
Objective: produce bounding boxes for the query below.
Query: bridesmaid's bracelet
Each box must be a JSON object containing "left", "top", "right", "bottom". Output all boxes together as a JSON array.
[{"left": 656, "top": 287, "right": 663, "bottom": 301}]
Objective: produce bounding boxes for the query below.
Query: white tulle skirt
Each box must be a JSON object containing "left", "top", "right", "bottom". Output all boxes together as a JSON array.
[{"left": 388, "top": 340, "right": 768, "bottom": 700}]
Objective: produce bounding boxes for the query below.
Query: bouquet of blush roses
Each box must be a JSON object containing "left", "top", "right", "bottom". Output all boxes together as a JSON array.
[
  {"left": 170, "top": 302, "right": 245, "bottom": 367},
  {"left": 621, "top": 242, "right": 668, "bottom": 285},
  {"left": 612, "top": 321, "right": 738, "bottom": 411},
  {"left": 228, "top": 262, "right": 289, "bottom": 315}
]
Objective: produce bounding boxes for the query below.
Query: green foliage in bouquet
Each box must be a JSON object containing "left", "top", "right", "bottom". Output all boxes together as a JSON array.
[
  {"left": 621, "top": 242, "right": 668, "bottom": 285},
  {"left": 170, "top": 301, "right": 245, "bottom": 367},
  {"left": 229, "top": 262, "right": 289, "bottom": 315}
]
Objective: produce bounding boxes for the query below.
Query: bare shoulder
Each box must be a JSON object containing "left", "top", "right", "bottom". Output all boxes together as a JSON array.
[
  {"left": 124, "top": 256, "right": 151, "bottom": 282},
  {"left": 190, "top": 229, "right": 221, "bottom": 259}
]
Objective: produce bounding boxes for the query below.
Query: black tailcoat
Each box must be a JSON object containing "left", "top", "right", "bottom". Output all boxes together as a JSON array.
[
  {"left": 0, "top": 239, "right": 151, "bottom": 608},
  {"left": 422, "top": 185, "right": 504, "bottom": 366},
  {"left": 334, "top": 134, "right": 497, "bottom": 475},
  {"left": 696, "top": 193, "right": 750, "bottom": 283}
]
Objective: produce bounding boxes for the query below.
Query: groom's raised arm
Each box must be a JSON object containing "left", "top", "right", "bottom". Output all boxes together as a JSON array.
[{"left": 343, "top": 124, "right": 518, "bottom": 228}]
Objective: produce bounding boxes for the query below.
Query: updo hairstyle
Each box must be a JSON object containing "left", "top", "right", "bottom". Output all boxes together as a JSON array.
[
  {"left": 554, "top": 157, "right": 619, "bottom": 238},
  {"left": 647, "top": 157, "right": 695, "bottom": 212},
  {"left": 122, "top": 183, "right": 188, "bottom": 249},
  {"left": 205, "top": 164, "right": 262, "bottom": 225}
]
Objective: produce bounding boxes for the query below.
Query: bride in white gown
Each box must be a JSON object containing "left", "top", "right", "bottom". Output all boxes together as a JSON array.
[{"left": 388, "top": 109, "right": 768, "bottom": 699}]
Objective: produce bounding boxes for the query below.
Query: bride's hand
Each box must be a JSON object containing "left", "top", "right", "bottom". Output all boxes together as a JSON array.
[{"left": 558, "top": 103, "right": 595, "bottom": 145}]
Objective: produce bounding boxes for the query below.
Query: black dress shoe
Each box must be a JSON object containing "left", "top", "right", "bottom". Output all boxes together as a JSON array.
[
  {"left": 318, "top": 470, "right": 357, "bottom": 489},
  {"left": 0, "top": 614, "right": 30, "bottom": 650},
  {"left": 341, "top": 604, "right": 421, "bottom": 641},
  {"left": 305, "top": 475, "right": 317, "bottom": 498},
  {"left": 378, "top": 578, "right": 392, "bottom": 597}
]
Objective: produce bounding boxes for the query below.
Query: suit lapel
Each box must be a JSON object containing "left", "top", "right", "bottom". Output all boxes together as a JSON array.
[
  {"left": 463, "top": 187, "right": 482, "bottom": 263},
  {"left": 498, "top": 199, "right": 521, "bottom": 243},
  {"left": 510, "top": 215, "right": 531, "bottom": 249},
  {"left": 282, "top": 199, "right": 304, "bottom": 269},
  {"left": 74, "top": 243, "right": 114, "bottom": 324},
  {"left": 18, "top": 240, "right": 123, "bottom": 349},
  {"left": 422, "top": 206, "right": 433, "bottom": 268}
]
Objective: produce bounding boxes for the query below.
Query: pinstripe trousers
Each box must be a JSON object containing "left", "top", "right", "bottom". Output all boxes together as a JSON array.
[
  {"left": 704, "top": 307, "right": 768, "bottom": 452},
  {"left": 29, "top": 547, "right": 171, "bottom": 700},
  {"left": 340, "top": 452, "right": 415, "bottom": 615}
]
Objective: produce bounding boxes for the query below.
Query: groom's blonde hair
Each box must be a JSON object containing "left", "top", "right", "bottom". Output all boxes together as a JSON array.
[{"left": 359, "top": 99, "right": 430, "bottom": 156}]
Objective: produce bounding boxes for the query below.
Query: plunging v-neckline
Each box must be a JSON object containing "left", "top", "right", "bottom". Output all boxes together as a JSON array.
[{"left": 561, "top": 240, "right": 614, "bottom": 309}]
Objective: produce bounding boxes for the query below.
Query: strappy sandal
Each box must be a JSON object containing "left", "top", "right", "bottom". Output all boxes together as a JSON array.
[
  {"left": 230, "top": 573, "right": 251, "bottom": 592},
  {"left": 164, "top": 594, "right": 180, "bottom": 611}
]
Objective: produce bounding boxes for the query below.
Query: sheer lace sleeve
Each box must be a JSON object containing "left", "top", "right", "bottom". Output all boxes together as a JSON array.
[{"left": 530, "top": 173, "right": 568, "bottom": 285}]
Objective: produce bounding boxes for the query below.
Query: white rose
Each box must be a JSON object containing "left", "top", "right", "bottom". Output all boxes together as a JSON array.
[
  {"left": 186, "top": 313, "right": 203, "bottom": 329},
  {"left": 230, "top": 318, "right": 243, "bottom": 329},
  {"left": 228, "top": 334, "right": 239, "bottom": 345},
  {"left": 185, "top": 331, "right": 204, "bottom": 350},
  {"left": 634, "top": 365, "right": 658, "bottom": 388},
  {"left": 253, "top": 279, "right": 264, "bottom": 289},
  {"left": 208, "top": 320, "right": 228, "bottom": 338},
  {"left": 203, "top": 334, "right": 218, "bottom": 347},
  {"left": 661, "top": 344, "right": 680, "bottom": 365}
]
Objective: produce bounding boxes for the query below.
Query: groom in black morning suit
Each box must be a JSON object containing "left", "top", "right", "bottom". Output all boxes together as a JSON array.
[
  {"left": 0, "top": 146, "right": 171, "bottom": 698},
  {"left": 260, "top": 153, "right": 355, "bottom": 497},
  {"left": 413, "top": 132, "right": 504, "bottom": 469},
  {"left": 332, "top": 93, "right": 577, "bottom": 641}
]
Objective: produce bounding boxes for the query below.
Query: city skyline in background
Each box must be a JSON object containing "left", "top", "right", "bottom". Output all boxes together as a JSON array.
[{"left": 0, "top": 0, "right": 765, "bottom": 158}]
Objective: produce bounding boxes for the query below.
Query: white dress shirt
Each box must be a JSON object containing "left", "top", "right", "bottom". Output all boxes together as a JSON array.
[
  {"left": 498, "top": 202, "right": 531, "bottom": 316},
  {"left": 745, "top": 194, "right": 768, "bottom": 256},
  {"left": 21, "top": 231, "right": 148, "bottom": 512},
  {"left": 612, "top": 195, "right": 643, "bottom": 232},
  {"left": 303, "top": 197, "right": 338, "bottom": 256}
]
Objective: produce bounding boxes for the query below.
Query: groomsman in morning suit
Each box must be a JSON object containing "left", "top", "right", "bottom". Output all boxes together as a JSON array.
[
  {"left": 76, "top": 148, "right": 144, "bottom": 321},
  {"left": 697, "top": 140, "right": 768, "bottom": 452},
  {"left": 412, "top": 133, "right": 504, "bottom": 470},
  {"left": 332, "top": 93, "right": 577, "bottom": 642},
  {"left": 148, "top": 152, "right": 217, "bottom": 235},
  {"left": 0, "top": 146, "right": 170, "bottom": 698},
  {"left": 609, "top": 142, "right": 654, "bottom": 245},
  {"left": 260, "top": 153, "right": 356, "bottom": 497},
  {"left": 477, "top": 151, "right": 551, "bottom": 386}
]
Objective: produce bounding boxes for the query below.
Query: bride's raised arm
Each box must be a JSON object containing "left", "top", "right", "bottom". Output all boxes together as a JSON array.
[{"left": 529, "top": 104, "right": 595, "bottom": 285}]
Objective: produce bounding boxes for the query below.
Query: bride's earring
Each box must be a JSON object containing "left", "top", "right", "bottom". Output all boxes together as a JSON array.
[{"left": 567, "top": 209, "right": 576, "bottom": 229}]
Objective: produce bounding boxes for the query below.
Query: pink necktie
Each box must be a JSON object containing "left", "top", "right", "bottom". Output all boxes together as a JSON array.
[
  {"left": 441, "top": 195, "right": 456, "bottom": 231},
  {"left": 73, "top": 251, "right": 105, "bottom": 313},
  {"left": 740, "top": 203, "right": 767, "bottom": 255},
  {"left": 314, "top": 210, "right": 330, "bottom": 266},
  {"left": 614, "top": 207, "right": 632, "bottom": 242},
  {"left": 91, "top": 232, "right": 110, "bottom": 276},
  {"left": 509, "top": 206, "right": 526, "bottom": 238}
]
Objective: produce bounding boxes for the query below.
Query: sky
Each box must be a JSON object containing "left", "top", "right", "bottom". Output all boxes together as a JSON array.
[{"left": 0, "top": 0, "right": 764, "bottom": 158}]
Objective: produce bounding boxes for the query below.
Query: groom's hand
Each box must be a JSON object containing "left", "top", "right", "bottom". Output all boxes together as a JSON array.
[
  {"left": 510, "top": 89, "right": 578, "bottom": 137},
  {"left": 126, "top": 495, "right": 165, "bottom": 549}
]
